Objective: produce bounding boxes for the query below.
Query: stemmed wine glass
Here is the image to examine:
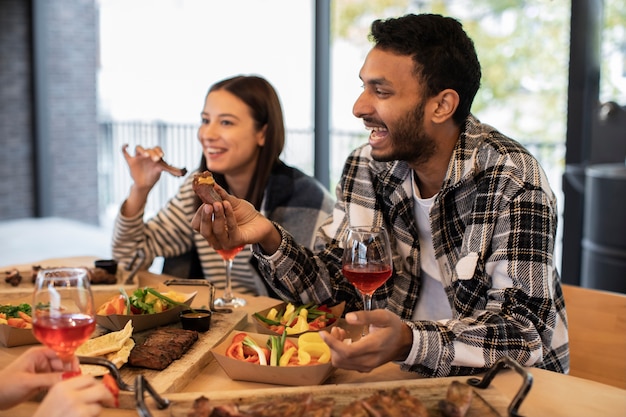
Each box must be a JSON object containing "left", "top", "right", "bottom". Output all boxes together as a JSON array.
[
  {"left": 214, "top": 246, "right": 247, "bottom": 309},
  {"left": 342, "top": 226, "right": 393, "bottom": 334},
  {"left": 32, "top": 267, "right": 96, "bottom": 371}
]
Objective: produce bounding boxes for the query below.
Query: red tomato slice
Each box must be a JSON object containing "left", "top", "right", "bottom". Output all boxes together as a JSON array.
[{"left": 102, "top": 373, "right": 119, "bottom": 407}]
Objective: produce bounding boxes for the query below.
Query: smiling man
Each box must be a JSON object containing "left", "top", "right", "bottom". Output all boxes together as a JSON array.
[{"left": 192, "top": 13, "right": 569, "bottom": 377}]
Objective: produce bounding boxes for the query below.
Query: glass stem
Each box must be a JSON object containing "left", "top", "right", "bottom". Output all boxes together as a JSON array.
[
  {"left": 361, "top": 293, "right": 372, "bottom": 337},
  {"left": 222, "top": 259, "right": 234, "bottom": 301},
  {"left": 363, "top": 293, "right": 372, "bottom": 311}
]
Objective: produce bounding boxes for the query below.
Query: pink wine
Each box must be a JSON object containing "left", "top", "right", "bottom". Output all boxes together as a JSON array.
[
  {"left": 216, "top": 245, "right": 245, "bottom": 261},
  {"left": 342, "top": 264, "right": 392, "bottom": 295},
  {"left": 33, "top": 313, "right": 95, "bottom": 360}
]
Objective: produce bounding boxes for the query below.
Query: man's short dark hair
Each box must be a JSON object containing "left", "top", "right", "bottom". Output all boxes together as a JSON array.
[{"left": 370, "top": 13, "right": 482, "bottom": 125}]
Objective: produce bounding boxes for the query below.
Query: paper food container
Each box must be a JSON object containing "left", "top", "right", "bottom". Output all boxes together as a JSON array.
[
  {"left": 96, "top": 291, "right": 197, "bottom": 332},
  {"left": 0, "top": 324, "right": 40, "bottom": 347},
  {"left": 211, "top": 330, "right": 335, "bottom": 386},
  {"left": 252, "top": 301, "right": 345, "bottom": 337}
]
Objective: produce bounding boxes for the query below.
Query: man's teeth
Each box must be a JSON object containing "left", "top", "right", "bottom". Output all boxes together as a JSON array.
[{"left": 366, "top": 126, "right": 387, "bottom": 132}]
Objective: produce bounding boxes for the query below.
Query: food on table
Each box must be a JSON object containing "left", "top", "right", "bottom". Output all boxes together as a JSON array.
[
  {"left": 4, "top": 268, "right": 22, "bottom": 286},
  {"left": 247, "top": 393, "right": 334, "bottom": 417},
  {"left": 439, "top": 380, "right": 473, "bottom": 417},
  {"left": 253, "top": 302, "right": 338, "bottom": 335},
  {"left": 225, "top": 332, "right": 331, "bottom": 366},
  {"left": 179, "top": 388, "right": 435, "bottom": 417},
  {"left": 157, "top": 157, "right": 187, "bottom": 177},
  {"left": 1, "top": 264, "right": 116, "bottom": 285},
  {"left": 102, "top": 373, "right": 120, "bottom": 408},
  {"left": 179, "top": 393, "right": 334, "bottom": 417},
  {"left": 86, "top": 266, "right": 117, "bottom": 284},
  {"left": 77, "top": 320, "right": 135, "bottom": 375},
  {"left": 0, "top": 303, "right": 32, "bottom": 329},
  {"left": 128, "top": 328, "right": 198, "bottom": 370},
  {"left": 193, "top": 170, "right": 223, "bottom": 203},
  {"left": 96, "top": 287, "right": 188, "bottom": 315},
  {"left": 341, "top": 387, "right": 428, "bottom": 417}
]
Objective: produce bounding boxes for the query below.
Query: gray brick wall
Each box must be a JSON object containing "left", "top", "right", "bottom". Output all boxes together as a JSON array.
[
  {"left": 0, "top": 0, "right": 99, "bottom": 224},
  {"left": 0, "top": 0, "right": 35, "bottom": 220}
]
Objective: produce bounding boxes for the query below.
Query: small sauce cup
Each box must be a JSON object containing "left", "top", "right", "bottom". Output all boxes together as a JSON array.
[{"left": 180, "top": 309, "right": 212, "bottom": 332}]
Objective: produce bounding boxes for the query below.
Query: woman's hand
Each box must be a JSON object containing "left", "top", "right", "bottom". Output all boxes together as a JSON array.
[
  {"left": 318, "top": 309, "right": 413, "bottom": 372},
  {"left": 192, "top": 184, "right": 280, "bottom": 254},
  {"left": 33, "top": 375, "right": 115, "bottom": 417},
  {"left": 0, "top": 347, "right": 75, "bottom": 410},
  {"left": 121, "top": 144, "right": 165, "bottom": 190}
]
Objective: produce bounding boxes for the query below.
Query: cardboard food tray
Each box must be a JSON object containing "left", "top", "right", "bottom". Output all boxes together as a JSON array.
[
  {"left": 0, "top": 325, "right": 39, "bottom": 347},
  {"left": 252, "top": 301, "right": 345, "bottom": 336},
  {"left": 96, "top": 292, "right": 197, "bottom": 332},
  {"left": 211, "top": 330, "right": 335, "bottom": 386},
  {"left": 163, "top": 377, "right": 510, "bottom": 417}
]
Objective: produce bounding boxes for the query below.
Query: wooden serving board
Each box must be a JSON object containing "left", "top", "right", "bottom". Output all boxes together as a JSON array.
[
  {"left": 149, "top": 377, "right": 510, "bottom": 417},
  {"left": 117, "top": 310, "right": 247, "bottom": 398}
]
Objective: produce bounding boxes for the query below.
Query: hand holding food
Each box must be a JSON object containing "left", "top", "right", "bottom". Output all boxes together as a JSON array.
[{"left": 193, "top": 170, "right": 223, "bottom": 203}]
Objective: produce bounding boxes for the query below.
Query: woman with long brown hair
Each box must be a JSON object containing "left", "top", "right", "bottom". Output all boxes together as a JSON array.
[{"left": 112, "top": 75, "right": 334, "bottom": 296}]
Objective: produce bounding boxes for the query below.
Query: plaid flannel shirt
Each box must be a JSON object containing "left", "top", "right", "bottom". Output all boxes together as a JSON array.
[{"left": 253, "top": 115, "right": 569, "bottom": 377}]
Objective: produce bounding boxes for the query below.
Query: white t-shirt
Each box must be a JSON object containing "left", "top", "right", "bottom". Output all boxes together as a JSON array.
[{"left": 411, "top": 175, "right": 453, "bottom": 321}]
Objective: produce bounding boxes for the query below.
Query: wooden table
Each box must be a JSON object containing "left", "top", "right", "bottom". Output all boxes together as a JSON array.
[{"left": 1, "top": 260, "right": 625, "bottom": 417}]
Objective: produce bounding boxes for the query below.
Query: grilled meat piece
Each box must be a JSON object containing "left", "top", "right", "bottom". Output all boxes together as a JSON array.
[
  {"left": 129, "top": 328, "right": 198, "bottom": 370},
  {"left": 244, "top": 394, "right": 333, "bottom": 417},
  {"left": 4, "top": 268, "right": 22, "bottom": 286},
  {"left": 86, "top": 267, "right": 117, "bottom": 284},
  {"left": 438, "top": 381, "right": 473, "bottom": 417},
  {"left": 158, "top": 158, "right": 187, "bottom": 177},
  {"left": 128, "top": 344, "right": 175, "bottom": 370},
  {"left": 342, "top": 388, "right": 428, "bottom": 417}
]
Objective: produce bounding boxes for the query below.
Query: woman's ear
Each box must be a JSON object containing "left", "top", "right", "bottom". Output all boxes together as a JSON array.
[
  {"left": 431, "top": 89, "right": 459, "bottom": 123},
  {"left": 256, "top": 124, "right": 268, "bottom": 147}
]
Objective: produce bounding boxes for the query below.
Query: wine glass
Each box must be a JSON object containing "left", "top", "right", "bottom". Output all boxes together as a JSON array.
[
  {"left": 214, "top": 245, "right": 247, "bottom": 309},
  {"left": 342, "top": 226, "right": 393, "bottom": 333},
  {"left": 32, "top": 267, "right": 96, "bottom": 371}
]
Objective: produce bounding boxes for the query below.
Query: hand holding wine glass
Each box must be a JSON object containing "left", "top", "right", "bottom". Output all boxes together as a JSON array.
[
  {"left": 32, "top": 268, "right": 96, "bottom": 371},
  {"left": 342, "top": 226, "right": 393, "bottom": 326}
]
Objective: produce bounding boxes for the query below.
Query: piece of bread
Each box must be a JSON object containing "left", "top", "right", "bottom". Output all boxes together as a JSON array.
[{"left": 76, "top": 320, "right": 133, "bottom": 357}]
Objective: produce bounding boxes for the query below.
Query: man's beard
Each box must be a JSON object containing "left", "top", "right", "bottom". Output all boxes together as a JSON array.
[{"left": 372, "top": 101, "right": 437, "bottom": 166}]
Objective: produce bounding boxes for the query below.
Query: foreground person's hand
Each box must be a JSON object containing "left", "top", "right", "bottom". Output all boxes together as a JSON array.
[
  {"left": 0, "top": 347, "right": 76, "bottom": 409},
  {"left": 319, "top": 309, "right": 413, "bottom": 372},
  {"left": 191, "top": 185, "right": 280, "bottom": 253},
  {"left": 33, "top": 375, "right": 115, "bottom": 417}
]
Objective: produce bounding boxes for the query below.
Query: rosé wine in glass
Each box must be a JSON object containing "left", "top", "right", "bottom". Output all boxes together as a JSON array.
[
  {"left": 342, "top": 226, "right": 393, "bottom": 335},
  {"left": 32, "top": 267, "right": 95, "bottom": 366},
  {"left": 214, "top": 245, "right": 246, "bottom": 309}
]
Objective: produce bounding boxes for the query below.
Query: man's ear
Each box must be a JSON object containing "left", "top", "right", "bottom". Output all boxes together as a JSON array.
[{"left": 430, "top": 89, "right": 459, "bottom": 123}]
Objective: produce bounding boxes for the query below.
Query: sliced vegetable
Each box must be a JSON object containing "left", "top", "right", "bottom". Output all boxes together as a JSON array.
[
  {"left": 286, "top": 309, "right": 310, "bottom": 335},
  {"left": 225, "top": 332, "right": 330, "bottom": 367},
  {"left": 255, "top": 302, "right": 338, "bottom": 334},
  {"left": 242, "top": 336, "right": 268, "bottom": 366}
]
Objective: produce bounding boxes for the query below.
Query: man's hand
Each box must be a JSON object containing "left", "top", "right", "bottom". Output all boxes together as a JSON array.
[
  {"left": 318, "top": 309, "right": 413, "bottom": 372},
  {"left": 191, "top": 184, "right": 281, "bottom": 254}
]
